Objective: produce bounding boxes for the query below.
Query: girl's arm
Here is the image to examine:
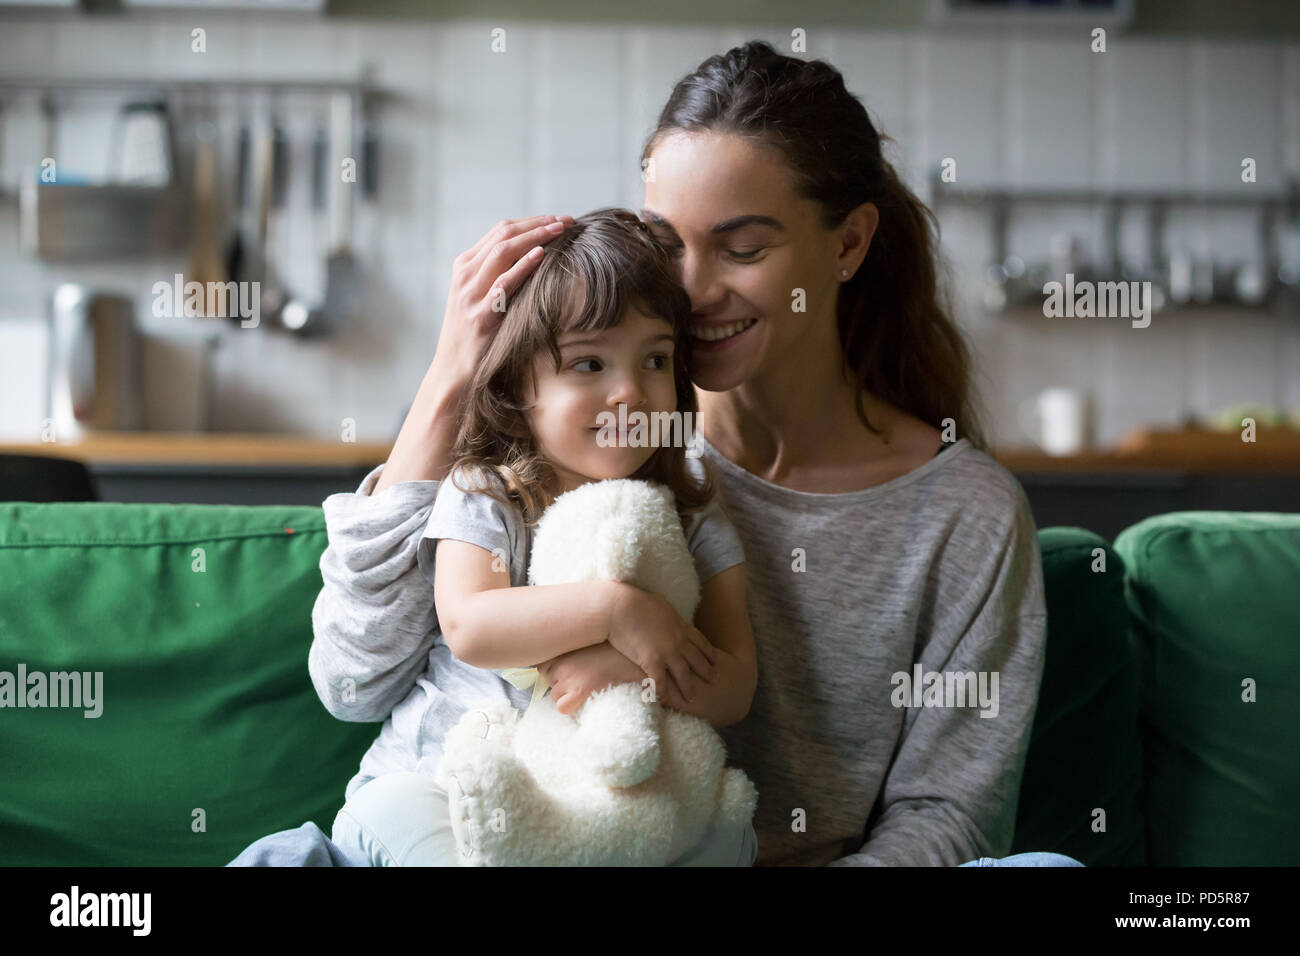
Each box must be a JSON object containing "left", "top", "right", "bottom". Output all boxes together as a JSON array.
[
  {"left": 434, "top": 539, "right": 718, "bottom": 697},
  {"left": 435, "top": 538, "right": 620, "bottom": 667},
  {"left": 541, "top": 562, "right": 757, "bottom": 729}
]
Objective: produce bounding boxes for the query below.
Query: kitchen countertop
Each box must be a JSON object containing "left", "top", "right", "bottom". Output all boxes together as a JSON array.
[
  {"left": 996, "top": 426, "right": 1300, "bottom": 474},
  {"left": 3, "top": 426, "right": 1300, "bottom": 474},
  {"left": 0, "top": 433, "right": 392, "bottom": 468}
]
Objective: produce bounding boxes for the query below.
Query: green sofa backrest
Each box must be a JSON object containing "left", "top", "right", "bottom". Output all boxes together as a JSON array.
[
  {"left": 0, "top": 502, "right": 378, "bottom": 866},
  {"left": 1011, "top": 527, "right": 1146, "bottom": 866},
  {"left": 1113, "top": 512, "right": 1300, "bottom": 866},
  {"left": 2, "top": 502, "right": 1296, "bottom": 866}
]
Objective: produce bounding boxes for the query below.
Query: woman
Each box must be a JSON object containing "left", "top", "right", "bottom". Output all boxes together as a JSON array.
[{"left": 304, "top": 40, "right": 1079, "bottom": 868}]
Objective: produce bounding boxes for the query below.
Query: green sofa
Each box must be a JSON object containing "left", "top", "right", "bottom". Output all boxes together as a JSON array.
[{"left": 1, "top": 501, "right": 1296, "bottom": 866}]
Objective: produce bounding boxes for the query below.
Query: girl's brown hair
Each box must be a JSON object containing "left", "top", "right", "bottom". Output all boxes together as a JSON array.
[
  {"left": 642, "top": 40, "right": 989, "bottom": 452},
  {"left": 449, "top": 207, "right": 714, "bottom": 526}
]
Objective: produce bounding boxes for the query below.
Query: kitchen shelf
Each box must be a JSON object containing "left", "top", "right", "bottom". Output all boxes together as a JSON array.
[
  {"left": 993, "top": 300, "right": 1296, "bottom": 319},
  {"left": 8, "top": 427, "right": 1300, "bottom": 475},
  {"left": 0, "top": 75, "right": 386, "bottom": 97},
  {"left": 930, "top": 169, "right": 1300, "bottom": 313},
  {"left": 928, "top": 171, "right": 1299, "bottom": 209},
  {"left": 4, "top": 429, "right": 1297, "bottom": 520},
  {"left": 995, "top": 426, "right": 1300, "bottom": 474},
  {"left": 0, "top": 432, "right": 392, "bottom": 467}
]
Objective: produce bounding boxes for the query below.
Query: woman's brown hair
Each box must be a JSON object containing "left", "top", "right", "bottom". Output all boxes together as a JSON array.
[
  {"left": 642, "top": 40, "right": 989, "bottom": 452},
  {"left": 449, "top": 207, "right": 714, "bottom": 526}
]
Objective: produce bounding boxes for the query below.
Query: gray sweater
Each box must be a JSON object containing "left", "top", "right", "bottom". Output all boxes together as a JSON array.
[
  {"left": 308, "top": 436, "right": 1047, "bottom": 867},
  {"left": 697, "top": 435, "right": 1048, "bottom": 866}
]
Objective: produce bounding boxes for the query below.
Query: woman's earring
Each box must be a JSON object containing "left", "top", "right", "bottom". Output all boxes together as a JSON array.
[{"left": 840, "top": 269, "right": 848, "bottom": 278}]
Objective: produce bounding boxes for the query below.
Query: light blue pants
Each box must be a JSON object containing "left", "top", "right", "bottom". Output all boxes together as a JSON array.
[
  {"left": 957, "top": 852, "right": 1084, "bottom": 866},
  {"left": 331, "top": 770, "right": 759, "bottom": 867}
]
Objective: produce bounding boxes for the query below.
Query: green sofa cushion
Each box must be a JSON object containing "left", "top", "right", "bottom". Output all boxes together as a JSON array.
[
  {"left": 1114, "top": 511, "right": 1300, "bottom": 866},
  {"left": 0, "top": 502, "right": 378, "bottom": 866},
  {"left": 1011, "top": 527, "right": 1146, "bottom": 866}
]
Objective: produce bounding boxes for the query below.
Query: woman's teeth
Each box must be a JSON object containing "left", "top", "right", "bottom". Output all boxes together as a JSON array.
[{"left": 691, "top": 317, "right": 757, "bottom": 342}]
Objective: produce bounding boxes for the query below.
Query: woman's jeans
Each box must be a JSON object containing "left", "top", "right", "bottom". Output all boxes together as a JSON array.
[
  {"left": 331, "top": 770, "right": 759, "bottom": 866},
  {"left": 958, "top": 852, "right": 1084, "bottom": 866}
]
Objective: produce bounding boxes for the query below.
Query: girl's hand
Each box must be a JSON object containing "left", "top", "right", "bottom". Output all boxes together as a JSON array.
[
  {"left": 606, "top": 585, "right": 718, "bottom": 705},
  {"left": 538, "top": 641, "right": 647, "bottom": 716},
  {"left": 434, "top": 215, "right": 574, "bottom": 385}
]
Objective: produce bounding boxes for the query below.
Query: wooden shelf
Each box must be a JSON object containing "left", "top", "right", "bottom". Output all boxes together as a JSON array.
[
  {"left": 995, "top": 426, "right": 1300, "bottom": 474},
  {"left": 0, "top": 433, "right": 393, "bottom": 468},
  {"left": 5, "top": 427, "right": 1300, "bottom": 476}
]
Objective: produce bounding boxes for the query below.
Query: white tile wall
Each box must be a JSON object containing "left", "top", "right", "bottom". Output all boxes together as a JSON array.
[
  {"left": 927, "top": 35, "right": 1005, "bottom": 186},
  {"left": 0, "top": 15, "right": 1296, "bottom": 448}
]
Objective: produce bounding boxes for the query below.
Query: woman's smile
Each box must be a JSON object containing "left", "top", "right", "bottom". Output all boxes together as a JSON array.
[{"left": 690, "top": 316, "right": 759, "bottom": 350}]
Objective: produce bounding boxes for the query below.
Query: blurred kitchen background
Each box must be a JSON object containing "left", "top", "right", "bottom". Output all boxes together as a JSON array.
[{"left": 0, "top": 0, "right": 1297, "bottom": 536}]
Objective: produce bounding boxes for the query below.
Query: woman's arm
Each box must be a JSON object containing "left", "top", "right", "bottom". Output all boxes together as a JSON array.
[
  {"left": 540, "top": 563, "right": 756, "bottom": 729},
  {"left": 373, "top": 366, "right": 465, "bottom": 490},
  {"left": 375, "top": 215, "right": 573, "bottom": 492},
  {"left": 308, "top": 467, "right": 443, "bottom": 722},
  {"left": 434, "top": 539, "right": 717, "bottom": 696},
  {"left": 829, "top": 613, "right": 1047, "bottom": 866}
]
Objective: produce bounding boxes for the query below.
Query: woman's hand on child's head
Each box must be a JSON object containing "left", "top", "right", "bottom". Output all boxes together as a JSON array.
[
  {"left": 606, "top": 584, "right": 718, "bottom": 706},
  {"left": 435, "top": 215, "right": 574, "bottom": 383}
]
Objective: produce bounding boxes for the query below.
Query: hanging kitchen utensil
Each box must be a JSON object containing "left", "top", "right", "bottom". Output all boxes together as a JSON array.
[
  {"left": 0, "top": 101, "right": 7, "bottom": 198},
  {"left": 109, "top": 100, "right": 175, "bottom": 187},
  {"left": 1144, "top": 201, "right": 1170, "bottom": 313},
  {"left": 322, "top": 90, "right": 360, "bottom": 334},
  {"left": 219, "top": 105, "right": 284, "bottom": 330},
  {"left": 224, "top": 112, "right": 251, "bottom": 301},
  {"left": 186, "top": 106, "right": 226, "bottom": 309},
  {"left": 311, "top": 120, "right": 328, "bottom": 214},
  {"left": 278, "top": 118, "right": 327, "bottom": 333},
  {"left": 361, "top": 107, "right": 379, "bottom": 200},
  {"left": 286, "top": 91, "right": 357, "bottom": 338},
  {"left": 235, "top": 114, "right": 274, "bottom": 328},
  {"left": 273, "top": 117, "right": 329, "bottom": 334},
  {"left": 254, "top": 103, "right": 288, "bottom": 328},
  {"left": 1234, "top": 205, "right": 1276, "bottom": 307}
]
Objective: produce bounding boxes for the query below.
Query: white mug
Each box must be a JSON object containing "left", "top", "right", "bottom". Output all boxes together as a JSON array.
[{"left": 1017, "top": 387, "right": 1093, "bottom": 455}]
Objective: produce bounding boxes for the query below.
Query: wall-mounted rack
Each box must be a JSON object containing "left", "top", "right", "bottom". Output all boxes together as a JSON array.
[
  {"left": 0, "top": 76, "right": 383, "bottom": 96},
  {"left": 0, "top": 72, "right": 393, "bottom": 193},
  {"left": 0, "top": 73, "right": 392, "bottom": 145},
  {"left": 927, "top": 172, "right": 1299, "bottom": 208},
  {"left": 929, "top": 170, "right": 1299, "bottom": 265},
  {"left": 928, "top": 169, "right": 1300, "bottom": 313},
  {"left": 0, "top": 72, "right": 391, "bottom": 267}
]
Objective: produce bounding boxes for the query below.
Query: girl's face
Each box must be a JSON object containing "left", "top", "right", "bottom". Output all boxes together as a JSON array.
[
  {"left": 522, "top": 306, "right": 679, "bottom": 494},
  {"left": 641, "top": 130, "right": 869, "bottom": 393}
]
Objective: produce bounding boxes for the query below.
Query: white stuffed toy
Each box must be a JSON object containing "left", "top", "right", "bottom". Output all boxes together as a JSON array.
[{"left": 434, "top": 478, "right": 757, "bottom": 866}]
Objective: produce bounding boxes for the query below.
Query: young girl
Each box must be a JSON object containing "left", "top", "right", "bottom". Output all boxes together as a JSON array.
[{"left": 326, "top": 208, "right": 758, "bottom": 866}]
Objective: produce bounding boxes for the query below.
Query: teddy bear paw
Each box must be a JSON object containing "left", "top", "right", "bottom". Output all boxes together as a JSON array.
[
  {"left": 439, "top": 743, "right": 519, "bottom": 866},
  {"left": 441, "top": 768, "right": 483, "bottom": 864},
  {"left": 575, "top": 683, "right": 660, "bottom": 788},
  {"left": 711, "top": 768, "right": 759, "bottom": 829}
]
